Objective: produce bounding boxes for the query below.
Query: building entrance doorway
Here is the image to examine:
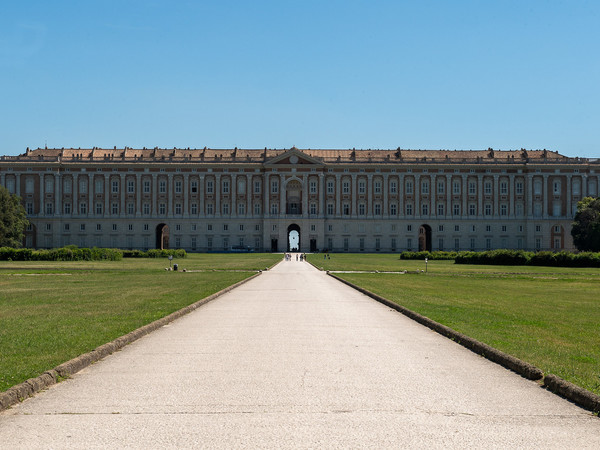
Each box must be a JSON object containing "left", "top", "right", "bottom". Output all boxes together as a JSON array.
[
  {"left": 287, "top": 224, "right": 300, "bottom": 251},
  {"left": 156, "top": 223, "right": 169, "bottom": 250},
  {"left": 310, "top": 239, "right": 317, "bottom": 252},
  {"left": 271, "top": 238, "right": 278, "bottom": 252},
  {"left": 418, "top": 224, "right": 432, "bottom": 252}
]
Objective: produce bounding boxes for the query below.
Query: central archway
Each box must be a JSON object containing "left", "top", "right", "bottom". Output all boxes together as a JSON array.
[
  {"left": 287, "top": 223, "right": 300, "bottom": 252},
  {"left": 418, "top": 224, "right": 432, "bottom": 252},
  {"left": 156, "top": 223, "right": 169, "bottom": 250}
]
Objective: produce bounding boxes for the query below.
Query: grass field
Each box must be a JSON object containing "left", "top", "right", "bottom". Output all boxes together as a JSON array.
[
  {"left": 0, "top": 253, "right": 281, "bottom": 392},
  {"left": 307, "top": 253, "right": 600, "bottom": 396}
]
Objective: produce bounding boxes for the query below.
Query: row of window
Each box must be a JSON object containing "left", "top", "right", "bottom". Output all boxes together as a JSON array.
[{"left": 7, "top": 175, "right": 596, "bottom": 198}]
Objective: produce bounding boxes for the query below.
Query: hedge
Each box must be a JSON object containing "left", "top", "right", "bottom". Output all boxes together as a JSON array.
[
  {"left": 454, "top": 249, "right": 600, "bottom": 268},
  {"left": 0, "top": 247, "right": 187, "bottom": 261},
  {"left": 400, "top": 251, "right": 457, "bottom": 261}
]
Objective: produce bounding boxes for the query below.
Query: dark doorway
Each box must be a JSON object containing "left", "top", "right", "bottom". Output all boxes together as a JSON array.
[
  {"left": 271, "top": 238, "right": 278, "bottom": 252},
  {"left": 310, "top": 239, "right": 317, "bottom": 252},
  {"left": 156, "top": 223, "right": 169, "bottom": 250},
  {"left": 418, "top": 224, "right": 432, "bottom": 252},
  {"left": 287, "top": 223, "right": 300, "bottom": 251}
]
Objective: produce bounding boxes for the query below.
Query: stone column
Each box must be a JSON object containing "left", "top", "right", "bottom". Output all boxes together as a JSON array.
[
  {"left": 582, "top": 174, "right": 588, "bottom": 197},
  {"left": 183, "top": 173, "right": 189, "bottom": 217},
  {"left": 55, "top": 173, "right": 61, "bottom": 216},
  {"left": 279, "top": 174, "right": 285, "bottom": 217},
  {"left": 542, "top": 174, "right": 549, "bottom": 218},
  {"left": 15, "top": 173, "right": 21, "bottom": 196},
  {"left": 246, "top": 174, "right": 252, "bottom": 217},
  {"left": 319, "top": 173, "right": 324, "bottom": 217},
  {"left": 73, "top": 173, "right": 79, "bottom": 216},
  {"left": 151, "top": 174, "right": 157, "bottom": 216},
  {"left": 199, "top": 175, "right": 205, "bottom": 216},
  {"left": 383, "top": 174, "right": 389, "bottom": 218},
  {"left": 566, "top": 174, "right": 572, "bottom": 217},
  {"left": 493, "top": 175, "right": 499, "bottom": 217},
  {"left": 263, "top": 174, "right": 269, "bottom": 217},
  {"left": 462, "top": 175, "right": 467, "bottom": 217},
  {"left": 415, "top": 174, "right": 421, "bottom": 219},
  {"left": 302, "top": 174, "right": 309, "bottom": 218},
  {"left": 215, "top": 174, "right": 221, "bottom": 217},
  {"left": 398, "top": 174, "right": 404, "bottom": 217},
  {"left": 39, "top": 174, "right": 45, "bottom": 217},
  {"left": 335, "top": 173, "right": 341, "bottom": 217},
  {"left": 477, "top": 174, "right": 483, "bottom": 217},
  {"left": 351, "top": 173, "right": 357, "bottom": 218},
  {"left": 510, "top": 175, "right": 515, "bottom": 218},
  {"left": 367, "top": 174, "right": 373, "bottom": 217},
  {"left": 446, "top": 174, "right": 452, "bottom": 218},
  {"left": 136, "top": 173, "right": 142, "bottom": 217},
  {"left": 105, "top": 174, "right": 111, "bottom": 217},
  {"left": 527, "top": 174, "right": 533, "bottom": 218},
  {"left": 167, "top": 173, "right": 173, "bottom": 217}
]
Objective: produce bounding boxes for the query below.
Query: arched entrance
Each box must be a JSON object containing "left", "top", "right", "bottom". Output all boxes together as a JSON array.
[
  {"left": 418, "top": 224, "right": 432, "bottom": 252},
  {"left": 288, "top": 223, "right": 300, "bottom": 251},
  {"left": 156, "top": 223, "right": 169, "bottom": 250}
]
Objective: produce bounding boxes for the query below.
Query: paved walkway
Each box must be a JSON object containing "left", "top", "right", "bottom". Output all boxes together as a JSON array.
[{"left": 1, "top": 258, "right": 599, "bottom": 448}]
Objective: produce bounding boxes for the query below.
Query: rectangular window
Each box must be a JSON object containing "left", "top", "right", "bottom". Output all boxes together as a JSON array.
[
  {"left": 343, "top": 203, "right": 350, "bottom": 215},
  {"left": 143, "top": 180, "right": 150, "bottom": 193},
  {"left": 358, "top": 180, "right": 366, "bottom": 194},
  {"left": 175, "top": 180, "right": 182, "bottom": 194},
  {"left": 80, "top": 223, "right": 86, "bottom": 232},
  {"left": 374, "top": 203, "right": 381, "bottom": 215},
  {"left": 254, "top": 203, "right": 261, "bottom": 215},
  {"left": 26, "top": 202, "right": 34, "bottom": 214},
  {"left": 222, "top": 203, "right": 229, "bottom": 215},
  {"left": 191, "top": 181, "right": 198, "bottom": 193},
  {"left": 79, "top": 179, "right": 87, "bottom": 194},
  {"left": 484, "top": 182, "right": 492, "bottom": 195},
  {"left": 485, "top": 204, "right": 491, "bottom": 216},
  {"left": 206, "top": 180, "right": 214, "bottom": 194},
  {"left": 238, "top": 203, "right": 245, "bottom": 215},
  {"left": 500, "top": 182, "right": 508, "bottom": 195},
  {"left": 96, "top": 223, "right": 102, "bottom": 231},
  {"left": 500, "top": 204, "right": 507, "bottom": 216},
  {"left": 206, "top": 203, "right": 214, "bottom": 215},
  {"left": 390, "top": 181, "right": 397, "bottom": 194},
  {"left": 437, "top": 181, "right": 444, "bottom": 194},
  {"left": 79, "top": 202, "right": 87, "bottom": 214},
  {"left": 422, "top": 203, "right": 428, "bottom": 215},
  {"left": 254, "top": 180, "right": 261, "bottom": 194},
  {"left": 222, "top": 180, "right": 229, "bottom": 194},
  {"left": 159, "top": 203, "right": 166, "bottom": 215},
  {"left": 501, "top": 225, "right": 507, "bottom": 232},
  {"left": 437, "top": 203, "right": 444, "bottom": 216},
  {"left": 310, "top": 203, "right": 317, "bottom": 215},
  {"left": 374, "top": 181, "right": 381, "bottom": 194},
  {"left": 406, "top": 203, "right": 413, "bottom": 216},
  {"left": 64, "top": 203, "right": 71, "bottom": 214},
  {"left": 327, "top": 180, "right": 334, "bottom": 194},
  {"left": 45, "top": 202, "right": 53, "bottom": 215},
  {"left": 127, "top": 203, "right": 134, "bottom": 215},
  {"left": 271, "top": 180, "right": 278, "bottom": 194},
  {"left": 407, "top": 238, "right": 412, "bottom": 250},
  {"left": 453, "top": 181, "right": 460, "bottom": 194},
  {"left": 127, "top": 180, "right": 135, "bottom": 193},
  {"left": 421, "top": 181, "right": 429, "bottom": 194},
  {"left": 112, "top": 180, "right": 119, "bottom": 193},
  {"left": 191, "top": 203, "right": 198, "bottom": 215},
  {"left": 406, "top": 180, "right": 413, "bottom": 195},
  {"left": 191, "top": 236, "right": 197, "bottom": 250},
  {"left": 358, "top": 203, "right": 365, "bottom": 215},
  {"left": 375, "top": 238, "right": 381, "bottom": 251},
  {"left": 310, "top": 181, "right": 317, "bottom": 194},
  {"left": 144, "top": 224, "right": 149, "bottom": 231},
  {"left": 343, "top": 238, "right": 349, "bottom": 252},
  {"left": 516, "top": 181, "right": 523, "bottom": 195},
  {"left": 391, "top": 238, "right": 396, "bottom": 251},
  {"left": 470, "top": 238, "right": 475, "bottom": 250},
  {"left": 453, "top": 204, "right": 460, "bottom": 216},
  {"left": 469, "top": 204, "right": 476, "bottom": 216},
  {"left": 342, "top": 181, "right": 350, "bottom": 194},
  {"left": 45, "top": 177, "right": 54, "bottom": 193},
  {"left": 159, "top": 180, "right": 166, "bottom": 194},
  {"left": 327, "top": 203, "right": 334, "bottom": 215},
  {"left": 24, "top": 178, "right": 34, "bottom": 195},
  {"left": 63, "top": 178, "right": 72, "bottom": 194},
  {"left": 438, "top": 238, "right": 444, "bottom": 251},
  {"left": 271, "top": 203, "right": 278, "bottom": 215},
  {"left": 390, "top": 203, "right": 397, "bottom": 216},
  {"left": 175, "top": 203, "right": 182, "bottom": 215},
  {"left": 359, "top": 238, "right": 365, "bottom": 252},
  {"left": 469, "top": 181, "right": 476, "bottom": 195},
  {"left": 112, "top": 223, "right": 117, "bottom": 231},
  {"left": 486, "top": 238, "right": 492, "bottom": 250},
  {"left": 207, "top": 237, "right": 213, "bottom": 249},
  {"left": 64, "top": 223, "right": 70, "bottom": 231}
]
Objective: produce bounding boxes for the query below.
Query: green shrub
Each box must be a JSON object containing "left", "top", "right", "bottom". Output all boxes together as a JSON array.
[
  {"left": 400, "top": 251, "right": 457, "bottom": 260},
  {"left": 0, "top": 246, "right": 122, "bottom": 261}
]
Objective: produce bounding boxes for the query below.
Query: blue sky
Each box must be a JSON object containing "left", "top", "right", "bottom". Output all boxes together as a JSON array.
[{"left": 1, "top": 0, "right": 599, "bottom": 157}]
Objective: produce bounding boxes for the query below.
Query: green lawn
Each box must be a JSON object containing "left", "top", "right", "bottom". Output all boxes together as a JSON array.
[
  {"left": 308, "top": 253, "right": 600, "bottom": 396},
  {"left": 0, "top": 253, "right": 281, "bottom": 392}
]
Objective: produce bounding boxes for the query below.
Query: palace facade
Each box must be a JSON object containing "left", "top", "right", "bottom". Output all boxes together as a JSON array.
[{"left": 1, "top": 146, "right": 598, "bottom": 253}]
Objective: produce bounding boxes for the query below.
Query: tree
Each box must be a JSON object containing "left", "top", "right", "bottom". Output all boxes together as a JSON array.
[
  {"left": 571, "top": 196, "right": 600, "bottom": 251},
  {"left": 0, "top": 185, "right": 29, "bottom": 248}
]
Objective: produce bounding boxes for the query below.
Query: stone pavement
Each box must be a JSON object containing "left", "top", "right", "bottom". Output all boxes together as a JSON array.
[{"left": 1, "top": 257, "right": 599, "bottom": 448}]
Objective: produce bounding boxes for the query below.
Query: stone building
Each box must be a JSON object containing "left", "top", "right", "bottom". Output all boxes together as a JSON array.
[{"left": 1, "top": 146, "right": 598, "bottom": 252}]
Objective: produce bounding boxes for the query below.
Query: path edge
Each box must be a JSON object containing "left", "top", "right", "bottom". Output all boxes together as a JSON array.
[
  {"left": 0, "top": 271, "right": 262, "bottom": 412},
  {"left": 327, "top": 272, "right": 600, "bottom": 414}
]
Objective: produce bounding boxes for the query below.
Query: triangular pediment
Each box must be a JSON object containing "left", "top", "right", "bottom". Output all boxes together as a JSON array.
[{"left": 265, "top": 148, "right": 323, "bottom": 167}]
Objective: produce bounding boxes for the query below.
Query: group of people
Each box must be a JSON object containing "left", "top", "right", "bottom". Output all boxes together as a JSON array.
[{"left": 284, "top": 253, "right": 307, "bottom": 262}]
